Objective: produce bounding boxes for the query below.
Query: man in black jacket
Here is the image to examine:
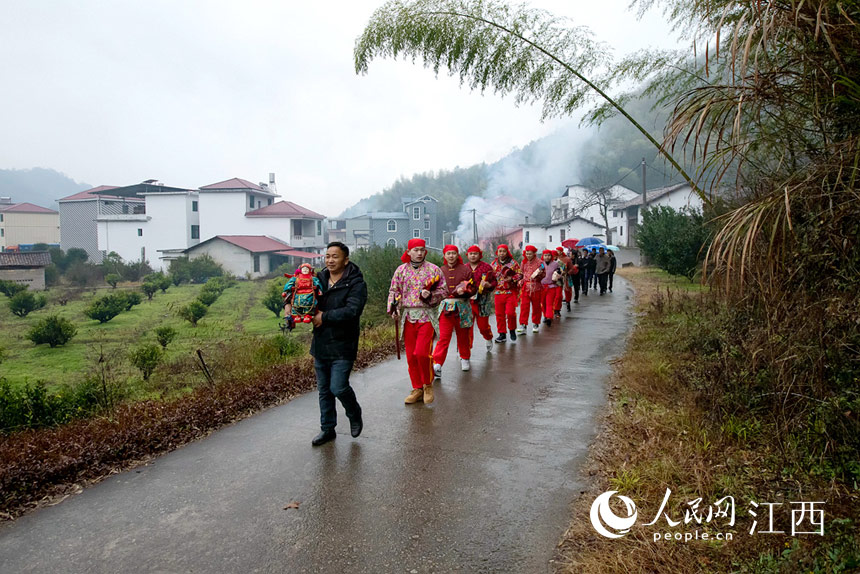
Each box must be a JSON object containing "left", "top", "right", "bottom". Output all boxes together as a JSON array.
[{"left": 285, "top": 242, "right": 368, "bottom": 446}]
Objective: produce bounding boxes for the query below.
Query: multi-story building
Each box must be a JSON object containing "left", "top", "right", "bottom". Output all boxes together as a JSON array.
[
  {"left": 343, "top": 194, "right": 442, "bottom": 251},
  {"left": 609, "top": 183, "right": 703, "bottom": 248},
  {"left": 0, "top": 200, "right": 60, "bottom": 252},
  {"left": 58, "top": 186, "right": 143, "bottom": 263}
]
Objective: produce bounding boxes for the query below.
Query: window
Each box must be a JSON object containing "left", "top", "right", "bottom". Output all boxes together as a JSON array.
[
  {"left": 620, "top": 227, "right": 623, "bottom": 237},
  {"left": 249, "top": 195, "right": 255, "bottom": 209},
  {"left": 387, "top": 219, "right": 397, "bottom": 232},
  {"left": 549, "top": 234, "right": 552, "bottom": 243},
  {"left": 122, "top": 204, "right": 129, "bottom": 214},
  {"left": 424, "top": 220, "right": 430, "bottom": 230},
  {"left": 560, "top": 230, "right": 566, "bottom": 241},
  {"left": 317, "top": 220, "right": 322, "bottom": 235},
  {"left": 387, "top": 238, "right": 397, "bottom": 247},
  {"left": 267, "top": 198, "right": 273, "bottom": 206},
  {"left": 524, "top": 231, "right": 529, "bottom": 242},
  {"left": 253, "top": 255, "right": 260, "bottom": 273},
  {"left": 137, "top": 228, "right": 143, "bottom": 237},
  {"left": 413, "top": 229, "right": 421, "bottom": 238},
  {"left": 192, "top": 201, "right": 198, "bottom": 212},
  {"left": 0, "top": 229, "right": 3, "bottom": 237},
  {"left": 413, "top": 206, "right": 420, "bottom": 220},
  {"left": 191, "top": 225, "right": 200, "bottom": 239},
  {"left": 0, "top": 214, "right": 3, "bottom": 222}
]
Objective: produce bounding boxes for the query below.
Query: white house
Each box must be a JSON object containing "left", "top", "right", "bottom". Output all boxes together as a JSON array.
[
  {"left": 551, "top": 184, "right": 639, "bottom": 228},
  {"left": 184, "top": 235, "right": 321, "bottom": 279},
  {"left": 95, "top": 181, "right": 200, "bottom": 271},
  {"left": 520, "top": 216, "right": 606, "bottom": 251},
  {"left": 94, "top": 176, "right": 327, "bottom": 272},
  {"left": 609, "top": 183, "right": 703, "bottom": 247},
  {"left": 58, "top": 186, "right": 144, "bottom": 263}
]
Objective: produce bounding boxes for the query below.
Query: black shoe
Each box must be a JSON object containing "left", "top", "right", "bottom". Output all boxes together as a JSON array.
[
  {"left": 509, "top": 330, "right": 517, "bottom": 341},
  {"left": 566, "top": 302, "right": 571, "bottom": 312},
  {"left": 546, "top": 318, "right": 553, "bottom": 327},
  {"left": 554, "top": 311, "right": 561, "bottom": 318},
  {"left": 312, "top": 429, "right": 336, "bottom": 446},
  {"left": 495, "top": 333, "right": 507, "bottom": 343},
  {"left": 349, "top": 410, "right": 363, "bottom": 438}
]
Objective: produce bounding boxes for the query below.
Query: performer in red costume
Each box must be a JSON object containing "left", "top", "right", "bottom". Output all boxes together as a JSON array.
[
  {"left": 517, "top": 245, "right": 545, "bottom": 334},
  {"left": 465, "top": 245, "right": 498, "bottom": 353},
  {"left": 491, "top": 244, "right": 522, "bottom": 343},
  {"left": 432, "top": 245, "right": 477, "bottom": 374},
  {"left": 540, "top": 249, "right": 561, "bottom": 326},
  {"left": 387, "top": 238, "right": 447, "bottom": 405},
  {"left": 555, "top": 246, "right": 573, "bottom": 314}
]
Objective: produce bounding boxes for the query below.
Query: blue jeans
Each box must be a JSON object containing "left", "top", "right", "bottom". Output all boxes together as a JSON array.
[{"left": 313, "top": 358, "right": 361, "bottom": 432}]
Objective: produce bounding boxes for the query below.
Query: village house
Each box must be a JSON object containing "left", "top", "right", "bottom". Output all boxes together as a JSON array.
[
  {"left": 0, "top": 198, "right": 61, "bottom": 253},
  {"left": 0, "top": 251, "right": 52, "bottom": 290},
  {"left": 609, "top": 183, "right": 703, "bottom": 248},
  {"left": 183, "top": 235, "right": 321, "bottom": 279},
  {"left": 341, "top": 195, "right": 443, "bottom": 251},
  {"left": 58, "top": 185, "right": 143, "bottom": 263}
]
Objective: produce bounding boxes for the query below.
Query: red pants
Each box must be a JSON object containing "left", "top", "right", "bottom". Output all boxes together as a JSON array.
[
  {"left": 543, "top": 286, "right": 560, "bottom": 319},
  {"left": 562, "top": 284, "right": 572, "bottom": 303},
  {"left": 470, "top": 300, "right": 494, "bottom": 343},
  {"left": 494, "top": 292, "right": 518, "bottom": 334},
  {"left": 519, "top": 287, "right": 543, "bottom": 325},
  {"left": 404, "top": 320, "right": 435, "bottom": 389},
  {"left": 433, "top": 311, "right": 471, "bottom": 365}
]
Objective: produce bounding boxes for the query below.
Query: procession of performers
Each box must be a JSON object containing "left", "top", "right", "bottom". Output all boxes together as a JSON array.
[{"left": 385, "top": 241, "right": 617, "bottom": 405}]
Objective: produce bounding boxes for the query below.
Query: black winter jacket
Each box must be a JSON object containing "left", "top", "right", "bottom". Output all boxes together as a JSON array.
[{"left": 310, "top": 262, "right": 368, "bottom": 361}]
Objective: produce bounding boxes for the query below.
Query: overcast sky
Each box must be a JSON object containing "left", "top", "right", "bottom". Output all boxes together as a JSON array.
[{"left": 2, "top": 0, "right": 681, "bottom": 216}]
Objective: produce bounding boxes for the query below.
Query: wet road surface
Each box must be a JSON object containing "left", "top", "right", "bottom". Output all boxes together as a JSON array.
[{"left": 0, "top": 278, "right": 633, "bottom": 573}]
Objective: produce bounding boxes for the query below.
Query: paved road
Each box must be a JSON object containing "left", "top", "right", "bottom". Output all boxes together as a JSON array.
[{"left": 0, "top": 278, "right": 633, "bottom": 574}]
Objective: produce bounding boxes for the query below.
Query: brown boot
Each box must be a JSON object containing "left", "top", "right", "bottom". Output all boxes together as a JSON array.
[
  {"left": 404, "top": 388, "right": 424, "bottom": 404},
  {"left": 422, "top": 383, "right": 434, "bottom": 404}
]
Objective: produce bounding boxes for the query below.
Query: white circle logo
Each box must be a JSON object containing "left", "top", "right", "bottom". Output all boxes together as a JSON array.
[{"left": 590, "top": 490, "right": 638, "bottom": 538}]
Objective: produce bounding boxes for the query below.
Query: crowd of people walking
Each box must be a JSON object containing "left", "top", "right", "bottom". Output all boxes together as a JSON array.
[
  {"left": 288, "top": 238, "right": 618, "bottom": 445},
  {"left": 387, "top": 239, "right": 617, "bottom": 405}
]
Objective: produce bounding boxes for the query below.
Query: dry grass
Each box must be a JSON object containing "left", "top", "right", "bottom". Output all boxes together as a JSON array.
[{"left": 554, "top": 267, "right": 859, "bottom": 573}]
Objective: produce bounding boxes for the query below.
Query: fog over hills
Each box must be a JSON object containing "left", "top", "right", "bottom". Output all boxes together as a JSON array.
[{"left": 0, "top": 168, "right": 91, "bottom": 209}]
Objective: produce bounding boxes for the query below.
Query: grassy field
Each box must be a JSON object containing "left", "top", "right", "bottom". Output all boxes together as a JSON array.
[{"left": 0, "top": 279, "right": 300, "bottom": 390}]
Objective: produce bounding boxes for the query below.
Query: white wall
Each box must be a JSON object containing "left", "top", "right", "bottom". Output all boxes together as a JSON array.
[
  {"left": 198, "top": 193, "right": 248, "bottom": 240},
  {"left": 97, "top": 217, "right": 149, "bottom": 264},
  {"left": 188, "top": 239, "right": 272, "bottom": 279},
  {"left": 142, "top": 192, "right": 199, "bottom": 271}
]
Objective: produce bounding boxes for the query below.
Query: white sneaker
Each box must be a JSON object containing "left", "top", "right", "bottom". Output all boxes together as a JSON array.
[
  {"left": 485, "top": 338, "right": 493, "bottom": 352},
  {"left": 433, "top": 363, "right": 442, "bottom": 378},
  {"left": 460, "top": 359, "right": 471, "bottom": 371},
  {"left": 515, "top": 325, "right": 526, "bottom": 335},
  {"left": 532, "top": 323, "right": 540, "bottom": 333}
]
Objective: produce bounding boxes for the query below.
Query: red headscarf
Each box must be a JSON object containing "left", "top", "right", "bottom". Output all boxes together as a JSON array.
[
  {"left": 556, "top": 246, "right": 564, "bottom": 253},
  {"left": 524, "top": 245, "right": 537, "bottom": 253},
  {"left": 496, "top": 244, "right": 510, "bottom": 254},
  {"left": 467, "top": 244, "right": 483, "bottom": 258},
  {"left": 443, "top": 244, "right": 463, "bottom": 265},
  {"left": 542, "top": 249, "right": 554, "bottom": 257},
  {"left": 401, "top": 238, "right": 427, "bottom": 263}
]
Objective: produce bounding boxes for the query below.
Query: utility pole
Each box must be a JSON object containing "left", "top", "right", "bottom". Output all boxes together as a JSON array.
[
  {"left": 471, "top": 209, "right": 478, "bottom": 245},
  {"left": 641, "top": 157, "right": 647, "bottom": 206}
]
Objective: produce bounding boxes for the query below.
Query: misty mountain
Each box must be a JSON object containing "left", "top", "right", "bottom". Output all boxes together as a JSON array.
[
  {"left": 0, "top": 168, "right": 91, "bottom": 209},
  {"left": 341, "top": 98, "right": 687, "bottom": 236}
]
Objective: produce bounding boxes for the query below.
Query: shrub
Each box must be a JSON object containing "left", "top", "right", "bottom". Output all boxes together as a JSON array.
[
  {"left": 120, "top": 291, "right": 142, "bottom": 310},
  {"left": 154, "top": 272, "right": 171, "bottom": 293},
  {"left": 179, "top": 300, "right": 208, "bottom": 326},
  {"left": 84, "top": 293, "right": 126, "bottom": 323},
  {"left": 197, "top": 290, "right": 219, "bottom": 307},
  {"left": 262, "top": 281, "right": 286, "bottom": 317},
  {"left": 66, "top": 262, "right": 103, "bottom": 287},
  {"left": 201, "top": 276, "right": 234, "bottom": 294},
  {"left": 27, "top": 315, "right": 77, "bottom": 347},
  {"left": 0, "top": 380, "right": 74, "bottom": 432},
  {"left": 154, "top": 326, "right": 177, "bottom": 349},
  {"left": 637, "top": 206, "right": 712, "bottom": 280},
  {"left": 188, "top": 255, "right": 224, "bottom": 283},
  {"left": 129, "top": 344, "right": 162, "bottom": 381},
  {"left": 44, "top": 264, "right": 61, "bottom": 287},
  {"left": 140, "top": 281, "right": 159, "bottom": 301},
  {"left": 0, "top": 280, "right": 28, "bottom": 298},
  {"left": 105, "top": 273, "right": 121, "bottom": 288},
  {"left": 8, "top": 291, "right": 47, "bottom": 317}
]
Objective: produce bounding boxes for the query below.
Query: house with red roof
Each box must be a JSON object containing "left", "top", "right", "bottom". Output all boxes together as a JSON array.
[
  {"left": 0, "top": 199, "right": 60, "bottom": 253},
  {"left": 183, "top": 235, "right": 321, "bottom": 278},
  {"left": 84, "top": 175, "right": 327, "bottom": 272}
]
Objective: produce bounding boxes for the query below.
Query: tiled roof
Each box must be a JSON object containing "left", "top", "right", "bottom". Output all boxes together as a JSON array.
[
  {"left": 191, "top": 235, "right": 292, "bottom": 254},
  {"left": 199, "top": 177, "right": 268, "bottom": 192},
  {"left": 0, "top": 202, "right": 57, "bottom": 214},
  {"left": 0, "top": 251, "right": 52, "bottom": 268},
  {"left": 273, "top": 249, "right": 323, "bottom": 259},
  {"left": 615, "top": 184, "right": 690, "bottom": 209},
  {"left": 246, "top": 201, "right": 325, "bottom": 219},
  {"left": 58, "top": 185, "right": 123, "bottom": 202}
]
